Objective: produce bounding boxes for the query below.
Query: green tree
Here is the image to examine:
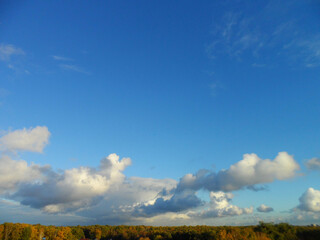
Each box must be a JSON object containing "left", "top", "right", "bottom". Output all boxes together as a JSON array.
[{"left": 22, "top": 226, "right": 32, "bottom": 240}]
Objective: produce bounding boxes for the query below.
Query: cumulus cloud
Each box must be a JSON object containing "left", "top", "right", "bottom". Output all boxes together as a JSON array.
[
  {"left": 0, "top": 126, "right": 303, "bottom": 224},
  {"left": 78, "top": 177, "right": 177, "bottom": 224},
  {"left": 191, "top": 191, "right": 253, "bottom": 218},
  {"left": 134, "top": 189, "right": 203, "bottom": 217},
  {"left": 0, "top": 155, "right": 49, "bottom": 194},
  {"left": 0, "top": 43, "right": 25, "bottom": 61},
  {"left": 130, "top": 152, "right": 299, "bottom": 218},
  {"left": 257, "top": 204, "right": 274, "bottom": 213},
  {"left": 177, "top": 152, "right": 300, "bottom": 192},
  {"left": 305, "top": 158, "right": 320, "bottom": 171},
  {"left": 0, "top": 126, "right": 50, "bottom": 153},
  {"left": 12, "top": 153, "right": 131, "bottom": 213},
  {"left": 297, "top": 188, "right": 320, "bottom": 212}
]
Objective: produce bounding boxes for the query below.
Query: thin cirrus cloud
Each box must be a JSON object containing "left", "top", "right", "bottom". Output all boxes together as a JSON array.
[
  {"left": 59, "top": 64, "right": 89, "bottom": 74},
  {"left": 52, "top": 55, "right": 73, "bottom": 61},
  {"left": 207, "top": 4, "right": 320, "bottom": 68},
  {"left": 0, "top": 43, "right": 25, "bottom": 62},
  {"left": 0, "top": 126, "right": 304, "bottom": 224},
  {"left": 51, "top": 54, "right": 88, "bottom": 74}
]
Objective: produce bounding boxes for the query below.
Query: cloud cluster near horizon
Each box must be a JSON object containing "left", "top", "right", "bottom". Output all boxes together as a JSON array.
[
  {"left": 0, "top": 126, "right": 315, "bottom": 224},
  {"left": 133, "top": 151, "right": 300, "bottom": 218}
]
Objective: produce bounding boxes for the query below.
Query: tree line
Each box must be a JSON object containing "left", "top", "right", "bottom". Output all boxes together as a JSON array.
[{"left": 0, "top": 222, "right": 319, "bottom": 240}]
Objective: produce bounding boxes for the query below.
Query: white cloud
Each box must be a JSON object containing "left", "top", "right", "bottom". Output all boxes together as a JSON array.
[
  {"left": 0, "top": 126, "right": 50, "bottom": 153},
  {"left": 59, "top": 64, "right": 89, "bottom": 74},
  {"left": 305, "top": 158, "right": 320, "bottom": 171},
  {"left": 78, "top": 177, "right": 177, "bottom": 224},
  {"left": 13, "top": 153, "right": 131, "bottom": 213},
  {"left": 52, "top": 55, "right": 73, "bottom": 61},
  {"left": 297, "top": 188, "right": 320, "bottom": 212},
  {"left": 191, "top": 191, "right": 253, "bottom": 218},
  {"left": 177, "top": 152, "right": 300, "bottom": 192},
  {"left": 99, "top": 153, "right": 131, "bottom": 184},
  {"left": 132, "top": 152, "right": 299, "bottom": 218},
  {"left": 257, "top": 204, "right": 274, "bottom": 213},
  {"left": 0, "top": 43, "right": 25, "bottom": 61},
  {"left": 0, "top": 155, "right": 48, "bottom": 194},
  {"left": 0, "top": 126, "right": 304, "bottom": 224}
]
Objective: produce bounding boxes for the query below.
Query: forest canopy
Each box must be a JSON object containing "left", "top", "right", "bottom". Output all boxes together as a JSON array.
[{"left": 0, "top": 222, "right": 319, "bottom": 240}]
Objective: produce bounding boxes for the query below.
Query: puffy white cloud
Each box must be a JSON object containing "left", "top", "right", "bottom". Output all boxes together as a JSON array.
[
  {"left": 305, "top": 158, "right": 320, "bottom": 170},
  {"left": 80, "top": 152, "right": 299, "bottom": 220},
  {"left": 0, "top": 155, "right": 48, "bottom": 194},
  {"left": 0, "top": 126, "right": 50, "bottom": 153},
  {"left": 257, "top": 204, "right": 274, "bottom": 213},
  {"left": 297, "top": 188, "right": 320, "bottom": 212},
  {"left": 0, "top": 127, "right": 303, "bottom": 224},
  {"left": 191, "top": 191, "right": 253, "bottom": 218},
  {"left": 177, "top": 152, "right": 300, "bottom": 192},
  {"left": 99, "top": 153, "right": 131, "bottom": 184},
  {"left": 0, "top": 43, "right": 25, "bottom": 61},
  {"left": 78, "top": 177, "right": 177, "bottom": 224},
  {"left": 13, "top": 153, "right": 131, "bottom": 213}
]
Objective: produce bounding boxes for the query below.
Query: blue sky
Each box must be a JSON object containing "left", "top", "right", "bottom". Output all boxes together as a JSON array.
[{"left": 0, "top": 0, "right": 320, "bottom": 226}]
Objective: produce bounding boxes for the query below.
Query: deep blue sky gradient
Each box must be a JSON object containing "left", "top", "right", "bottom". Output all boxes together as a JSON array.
[{"left": 0, "top": 0, "right": 320, "bottom": 225}]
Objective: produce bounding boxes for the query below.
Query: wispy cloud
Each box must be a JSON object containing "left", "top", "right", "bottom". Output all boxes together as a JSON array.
[
  {"left": 51, "top": 55, "right": 90, "bottom": 74},
  {"left": 59, "top": 64, "right": 89, "bottom": 74},
  {"left": 209, "top": 80, "right": 223, "bottom": 96},
  {"left": 0, "top": 88, "right": 10, "bottom": 98},
  {"left": 52, "top": 55, "right": 73, "bottom": 61},
  {"left": 207, "top": 12, "right": 262, "bottom": 60},
  {"left": 252, "top": 63, "right": 266, "bottom": 68},
  {"left": 0, "top": 43, "right": 32, "bottom": 73},
  {"left": 295, "top": 36, "right": 320, "bottom": 68},
  {"left": 207, "top": 2, "right": 320, "bottom": 68},
  {"left": 0, "top": 43, "right": 25, "bottom": 61}
]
